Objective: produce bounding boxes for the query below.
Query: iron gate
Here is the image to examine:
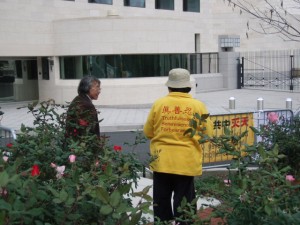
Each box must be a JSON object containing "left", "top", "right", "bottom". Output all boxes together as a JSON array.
[{"left": 238, "top": 50, "right": 300, "bottom": 92}]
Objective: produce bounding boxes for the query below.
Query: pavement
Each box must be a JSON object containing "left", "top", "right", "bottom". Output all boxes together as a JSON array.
[
  {"left": 1, "top": 88, "right": 300, "bottom": 221},
  {"left": 1, "top": 88, "right": 300, "bottom": 132}
]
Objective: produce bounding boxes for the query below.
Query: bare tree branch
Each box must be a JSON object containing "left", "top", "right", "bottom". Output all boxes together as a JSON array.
[{"left": 224, "top": 0, "right": 300, "bottom": 42}]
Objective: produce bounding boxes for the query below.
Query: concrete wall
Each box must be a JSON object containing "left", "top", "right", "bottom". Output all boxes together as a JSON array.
[
  {"left": 219, "top": 52, "right": 240, "bottom": 89},
  {"left": 1, "top": 0, "right": 299, "bottom": 105},
  {"left": 193, "top": 73, "right": 224, "bottom": 92},
  {"left": 1, "top": 0, "right": 298, "bottom": 57}
]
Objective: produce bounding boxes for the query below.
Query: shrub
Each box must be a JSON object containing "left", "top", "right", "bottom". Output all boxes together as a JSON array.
[
  {"left": 0, "top": 100, "right": 152, "bottom": 225},
  {"left": 255, "top": 113, "right": 300, "bottom": 176},
  {"left": 187, "top": 112, "right": 300, "bottom": 225}
]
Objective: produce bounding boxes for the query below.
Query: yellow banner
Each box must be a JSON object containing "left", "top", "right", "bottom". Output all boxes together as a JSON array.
[{"left": 203, "top": 113, "right": 254, "bottom": 164}]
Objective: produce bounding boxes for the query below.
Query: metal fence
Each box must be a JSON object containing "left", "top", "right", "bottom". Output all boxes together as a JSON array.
[
  {"left": 202, "top": 109, "right": 294, "bottom": 168},
  {"left": 0, "top": 125, "right": 16, "bottom": 147},
  {"left": 240, "top": 49, "right": 300, "bottom": 92}
]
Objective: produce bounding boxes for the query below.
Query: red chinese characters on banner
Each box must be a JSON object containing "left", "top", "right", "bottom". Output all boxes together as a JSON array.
[
  {"left": 203, "top": 113, "right": 255, "bottom": 164},
  {"left": 213, "top": 116, "right": 249, "bottom": 130}
]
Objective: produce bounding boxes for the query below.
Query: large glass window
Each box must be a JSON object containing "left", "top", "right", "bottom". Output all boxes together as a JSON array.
[
  {"left": 15, "top": 60, "right": 23, "bottom": 78},
  {"left": 155, "top": 0, "right": 174, "bottom": 10},
  {"left": 124, "top": 0, "right": 145, "bottom": 8},
  {"left": 88, "top": 0, "right": 112, "bottom": 4},
  {"left": 0, "top": 61, "right": 14, "bottom": 78},
  {"left": 27, "top": 60, "right": 38, "bottom": 80},
  {"left": 189, "top": 53, "right": 219, "bottom": 74},
  {"left": 183, "top": 0, "right": 200, "bottom": 13},
  {"left": 60, "top": 54, "right": 188, "bottom": 79},
  {"left": 42, "top": 57, "right": 50, "bottom": 80}
]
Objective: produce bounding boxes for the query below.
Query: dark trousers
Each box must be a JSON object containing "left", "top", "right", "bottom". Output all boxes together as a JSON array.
[{"left": 153, "top": 172, "right": 196, "bottom": 224}]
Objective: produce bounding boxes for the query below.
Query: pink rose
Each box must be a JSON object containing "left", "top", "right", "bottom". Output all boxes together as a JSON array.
[
  {"left": 3, "top": 156, "right": 8, "bottom": 162},
  {"left": 286, "top": 175, "right": 295, "bottom": 182},
  {"left": 224, "top": 179, "right": 231, "bottom": 186},
  {"left": 267, "top": 112, "right": 279, "bottom": 123},
  {"left": 69, "top": 154, "right": 76, "bottom": 163},
  {"left": 56, "top": 165, "right": 65, "bottom": 179},
  {"left": 50, "top": 163, "right": 57, "bottom": 168}
]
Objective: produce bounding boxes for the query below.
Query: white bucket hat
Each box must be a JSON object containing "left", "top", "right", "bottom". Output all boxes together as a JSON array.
[{"left": 165, "top": 68, "right": 192, "bottom": 88}]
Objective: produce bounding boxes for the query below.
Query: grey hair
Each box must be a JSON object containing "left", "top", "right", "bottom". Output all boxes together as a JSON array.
[{"left": 77, "top": 75, "right": 100, "bottom": 95}]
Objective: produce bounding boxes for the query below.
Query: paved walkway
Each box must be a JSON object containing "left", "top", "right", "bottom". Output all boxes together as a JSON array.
[{"left": 1, "top": 89, "right": 299, "bottom": 132}]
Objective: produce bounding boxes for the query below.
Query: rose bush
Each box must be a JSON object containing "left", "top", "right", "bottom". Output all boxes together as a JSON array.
[
  {"left": 186, "top": 112, "right": 300, "bottom": 225},
  {"left": 255, "top": 113, "right": 300, "bottom": 177},
  {"left": 0, "top": 100, "right": 152, "bottom": 225}
]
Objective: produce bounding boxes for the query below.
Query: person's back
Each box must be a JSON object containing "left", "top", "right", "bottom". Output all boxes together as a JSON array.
[{"left": 143, "top": 68, "right": 213, "bottom": 224}]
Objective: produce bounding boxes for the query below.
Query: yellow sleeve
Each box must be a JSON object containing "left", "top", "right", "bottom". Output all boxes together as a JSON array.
[{"left": 143, "top": 107, "right": 155, "bottom": 139}]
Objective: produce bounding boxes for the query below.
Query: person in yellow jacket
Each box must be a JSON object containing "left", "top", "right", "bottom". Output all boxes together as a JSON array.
[{"left": 143, "top": 68, "right": 213, "bottom": 224}]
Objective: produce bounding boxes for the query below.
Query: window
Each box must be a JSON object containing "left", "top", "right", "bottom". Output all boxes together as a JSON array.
[
  {"left": 195, "top": 33, "right": 200, "bottom": 53},
  {"left": 189, "top": 53, "right": 219, "bottom": 74},
  {"left": 124, "top": 0, "right": 145, "bottom": 8},
  {"left": 27, "top": 60, "right": 38, "bottom": 80},
  {"left": 15, "top": 60, "right": 23, "bottom": 78},
  {"left": 42, "top": 57, "right": 50, "bottom": 80},
  {"left": 183, "top": 0, "right": 200, "bottom": 13},
  {"left": 155, "top": 0, "right": 174, "bottom": 10},
  {"left": 220, "top": 37, "right": 240, "bottom": 48},
  {"left": 88, "top": 0, "right": 112, "bottom": 4},
  {"left": 60, "top": 54, "right": 188, "bottom": 79}
]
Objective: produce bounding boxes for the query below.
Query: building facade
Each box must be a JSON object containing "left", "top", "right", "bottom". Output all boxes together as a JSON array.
[{"left": 0, "top": 0, "right": 298, "bottom": 105}]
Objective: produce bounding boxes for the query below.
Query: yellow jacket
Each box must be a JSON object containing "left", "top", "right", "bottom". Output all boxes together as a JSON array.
[{"left": 143, "top": 92, "right": 213, "bottom": 176}]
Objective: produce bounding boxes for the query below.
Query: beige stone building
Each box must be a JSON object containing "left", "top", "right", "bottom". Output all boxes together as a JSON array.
[{"left": 0, "top": 0, "right": 299, "bottom": 105}]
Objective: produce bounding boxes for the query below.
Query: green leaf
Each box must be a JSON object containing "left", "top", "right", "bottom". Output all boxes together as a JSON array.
[
  {"left": 46, "top": 186, "right": 60, "bottom": 198},
  {"left": 95, "top": 186, "right": 110, "bottom": 204},
  {"left": 66, "top": 197, "right": 75, "bottom": 205},
  {"left": 27, "top": 208, "right": 43, "bottom": 217},
  {"left": 0, "top": 200, "right": 12, "bottom": 211},
  {"left": 194, "top": 113, "right": 201, "bottom": 121},
  {"left": 117, "top": 183, "right": 131, "bottom": 195},
  {"left": 59, "top": 189, "right": 68, "bottom": 202},
  {"left": 224, "top": 126, "right": 231, "bottom": 136},
  {"left": 115, "top": 203, "right": 128, "bottom": 214},
  {"left": 189, "top": 120, "right": 197, "bottom": 129},
  {"left": 141, "top": 185, "right": 151, "bottom": 195},
  {"left": 129, "top": 211, "right": 142, "bottom": 225},
  {"left": 264, "top": 205, "right": 272, "bottom": 215},
  {"left": 249, "top": 126, "right": 260, "bottom": 134},
  {"left": 201, "top": 114, "right": 210, "bottom": 120},
  {"left": 53, "top": 198, "right": 62, "bottom": 204},
  {"left": 110, "top": 191, "right": 121, "bottom": 207},
  {"left": 67, "top": 213, "right": 81, "bottom": 220},
  {"left": 112, "top": 212, "right": 121, "bottom": 219},
  {"left": 100, "top": 205, "right": 113, "bottom": 215},
  {"left": 0, "top": 171, "right": 9, "bottom": 186},
  {"left": 183, "top": 128, "right": 193, "bottom": 137}
]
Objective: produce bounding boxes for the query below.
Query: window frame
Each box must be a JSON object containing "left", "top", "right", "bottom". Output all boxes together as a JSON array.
[
  {"left": 155, "top": 0, "right": 174, "bottom": 10},
  {"left": 124, "top": 0, "right": 145, "bottom": 8},
  {"left": 183, "top": 0, "right": 200, "bottom": 13}
]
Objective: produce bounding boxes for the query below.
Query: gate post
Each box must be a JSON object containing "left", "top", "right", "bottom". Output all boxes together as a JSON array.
[
  {"left": 290, "top": 54, "right": 294, "bottom": 91},
  {"left": 237, "top": 57, "right": 244, "bottom": 89}
]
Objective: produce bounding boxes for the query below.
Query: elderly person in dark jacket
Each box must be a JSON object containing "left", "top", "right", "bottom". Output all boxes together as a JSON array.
[{"left": 65, "top": 75, "right": 101, "bottom": 139}]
